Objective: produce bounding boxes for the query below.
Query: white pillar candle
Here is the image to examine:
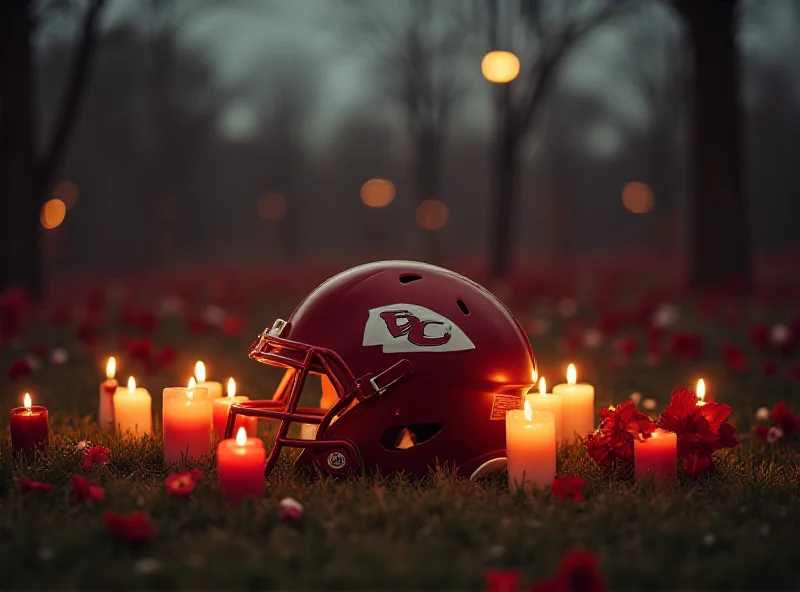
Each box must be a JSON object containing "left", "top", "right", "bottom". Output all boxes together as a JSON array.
[
  {"left": 163, "top": 386, "right": 211, "bottom": 464},
  {"left": 99, "top": 357, "right": 118, "bottom": 432},
  {"left": 195, "top": 360, "right": 223, "bottom": 398},
  {"left": 505, "top": 401, "right": 556, "bottom": 492},
  {"left": 552, "top": 363, "right": 595, "bottom": 441},
  {"left": 113, "top": 376, "right": 153, "bottom": 435},
  {"left": 525, "top": 377, "right": 563, "bottom": 442}
]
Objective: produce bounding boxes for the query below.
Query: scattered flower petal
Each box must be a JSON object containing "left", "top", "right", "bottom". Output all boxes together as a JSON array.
[
  {"left": 485, "top": 569, "right": 520, "bottom": 592},
  {"left": 165, "top": 470, "right": 202, "bottom": 498},
  {"left": 18, "top": 478, "right": 53, "bottom": 494},
  {"left": 103, "top": 512, "right": 155, "bottom": 543},
  {"left": 551, "top": 475, "right": 586, "bottom": 502},
  {"left": 279, "top": 497, "right": 304, "bottom": 523},
  {"left": 70, "top": 475, "right": 105, "bottom": 504},
  {"left": 82, "top": 445, "right": 110, "bottom": 472}
]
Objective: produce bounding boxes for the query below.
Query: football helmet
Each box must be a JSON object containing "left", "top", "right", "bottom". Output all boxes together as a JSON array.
[{"left": 225, "top": 261, "right": 537, "bottom": 479}]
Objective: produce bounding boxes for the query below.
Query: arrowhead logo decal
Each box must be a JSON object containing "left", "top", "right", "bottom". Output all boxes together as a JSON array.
[{"left": 363, "top": 303, "right": 475, "bottom": 353}]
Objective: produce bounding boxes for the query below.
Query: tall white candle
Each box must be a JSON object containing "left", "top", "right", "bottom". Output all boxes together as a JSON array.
[
  {"left": 195, "top": 361, "right": 223, "bottom": 399},
  {"left": 552, "top": 363, "right": 595, "bottom": 441},
  {"left": 505, "top": 401, "right": 556, "bottom": 492},
  {"left": 526, "top": 377, "right": 563, "bottom": 442},
  {"left": 113, "top": 376, "right": 153, "bottom": 435}
]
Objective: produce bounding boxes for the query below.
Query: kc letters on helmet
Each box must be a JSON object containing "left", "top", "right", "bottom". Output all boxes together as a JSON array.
[{"left": 225, "top": 260, "right": 537, "bottom": 479}]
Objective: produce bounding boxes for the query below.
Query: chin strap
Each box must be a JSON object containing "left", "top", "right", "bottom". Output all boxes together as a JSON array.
[{"left": 356, "top": 359, "right": 413, "bottom": 399}]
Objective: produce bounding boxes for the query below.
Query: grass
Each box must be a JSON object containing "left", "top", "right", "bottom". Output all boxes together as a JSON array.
[{"left": 2, "top": 295, "right": 800, "bottom": 590}]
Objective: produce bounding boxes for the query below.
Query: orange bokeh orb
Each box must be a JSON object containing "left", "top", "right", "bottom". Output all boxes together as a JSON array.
[
  {"left": 40, "top": 199, "right": 67, "bottom": 229},
  {"left": 415, "top": 199, "right": 449, "bottom": 231},
  {"left": 360, "top": 178, "right": 395, "bottom": 208},
  {"left": 481, "top": 51, "right": 520, "bottom": 83},
  {"left": 622, "top": 182, "right": 655, "bottom": 214}
]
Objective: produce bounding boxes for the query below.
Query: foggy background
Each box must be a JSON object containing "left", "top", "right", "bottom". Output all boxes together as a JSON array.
[{"left": 28, "top": 0, "right": 800, "bottom": 279}]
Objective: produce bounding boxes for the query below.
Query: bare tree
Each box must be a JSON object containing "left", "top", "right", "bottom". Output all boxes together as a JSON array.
[
  {"left": 481, "top": 0, "right": 635, "bottom": 281},
  {"left": 624, "top": 5, "right": 688, "bottom": 253},
  {"left": 349, "top": 0, "right": 470, "bottom": 262},
  {"left": 672, "top": 0, "right": 751, "bottom": 290},
  {"left": 0, "top": 0, "right": 107, "bottom": 296}
]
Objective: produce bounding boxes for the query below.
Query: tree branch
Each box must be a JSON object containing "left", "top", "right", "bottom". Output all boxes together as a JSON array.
[{"left": 37, "top": 0, "right": 107, "bottom": 200}]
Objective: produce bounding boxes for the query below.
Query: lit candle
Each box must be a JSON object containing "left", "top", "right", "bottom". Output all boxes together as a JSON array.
[
  {"left": 10, "top": 393, "right": 49, "bottom": 454},
  {"left": 113, "top": 376, "right": 153, "bottom": 435},
  {"left": 525, "top": 377, "right": 563, "bottom": 442},
  {"left": 99, "top": 357, "right": 118, "bottom": 432},
  {"left": 212, "top": 378, "right": 257, "bottom": 441},
  {"left": 696, "top": 379, "right": 707, "bottom": 406},
  {"left": 217, "top": 427, "right": 266, "bottom": 503},
  {"left": 634, "top": 428, "right": 677, "bottom": 484},
  {"left": 552, "top": 363, "right": 595, "bottom": 441},
  {"left": 195, "top": 361, "right": 223, "bottom": 399},
  {"left": 505, "top": 401, "right": 556, "bottom": 492},
  {"left": 163, "top": 386, "right": 211, "bottom": 464}
]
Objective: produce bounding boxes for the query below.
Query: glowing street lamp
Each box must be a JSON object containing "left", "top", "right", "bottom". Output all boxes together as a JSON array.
[{"left": 481, "top": 51, "right": 520, "bottom": 84}]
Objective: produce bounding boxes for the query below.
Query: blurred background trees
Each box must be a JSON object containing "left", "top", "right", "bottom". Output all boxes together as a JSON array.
[{"left": 1, "top": 0, "right": 799, "bottom": 297}]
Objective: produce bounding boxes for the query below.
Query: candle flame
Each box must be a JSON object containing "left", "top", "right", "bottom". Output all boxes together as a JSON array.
[
  {"left": 567, "top": 363, "right": 577, "bottom": 385},
  {"left": 24, "top": 393, "right": 31, "bottom": 409},
  {"left": 188, "top": 377, "right": 196, "bottom": 388},
  {"left": 696, "top": 378, "right": 706, "bottom": 403},
  {"left": 524, "top": 399, "right": 532, "bottom": 422},
  {"left": 128, "top": 376, "right": 136, "bottom": 392},
  {"left": 227, "top": 377, "right": 236, "bottom": 399},
  {"left": 106, "top": 357, "right": 116, "bottom": 379},
  {"left": 652, "top": 429, "right": 659, "bottom": 439},
  {"left": 236, "top": 426, "right": 247, "bottom": 446},
  {"left": 539, "top": 376, "right": 546, "bottom": 396},
  {"left": 195, "top": 361, "right": 206, "bottom": 383},
  {"left": 532, "top": 367, "right": 538, "bottom": 383}
]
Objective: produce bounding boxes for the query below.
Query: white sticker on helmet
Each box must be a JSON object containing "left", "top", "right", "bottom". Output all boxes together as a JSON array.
[{"left": 363, "top": 303, "right": 475, "bottom": 353}]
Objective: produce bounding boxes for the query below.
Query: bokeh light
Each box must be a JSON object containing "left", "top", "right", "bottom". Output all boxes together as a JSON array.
[
  {"left": 622, "top": 182, "right": 655, "bottom": 214},
  {"left": 481, "top": 51, "right": 520, "bottom": 84},
  {"left": 257, "top": 192, "right": 287, "bottom": 221},
  {"left": 53, "top": 180, "right": 79, "bottom": 209},
  {"left": 360, "top": 178, "right": 395, "bottom": 208},
  {"left": 41, "top": 199, "right": 67, "bottom": 229},
  {"left": 415, "top": 199, "right": 449, "bottom": 230}
]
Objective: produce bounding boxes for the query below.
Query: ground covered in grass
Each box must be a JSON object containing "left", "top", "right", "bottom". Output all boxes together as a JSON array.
[{"left": 2, "top": 288, "right": 800, "bottom": 590}]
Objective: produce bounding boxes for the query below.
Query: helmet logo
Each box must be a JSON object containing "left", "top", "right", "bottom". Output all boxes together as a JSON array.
[
  {"left": 363, "top": 304, "right": 475, "bottom": 353},
  {"left": 326, "top": 451, "right": 347, "bottom": 470}
]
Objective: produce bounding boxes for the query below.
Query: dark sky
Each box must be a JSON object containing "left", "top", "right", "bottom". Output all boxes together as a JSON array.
[{"left": 106, "top": 0, "right": 799, "bottom": 151}]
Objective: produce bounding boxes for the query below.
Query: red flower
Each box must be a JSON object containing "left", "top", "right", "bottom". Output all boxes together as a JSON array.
[
  {"left": 82, "top": 445, "right": 110, "bottom": 472},
  {"left": 279, "top": 497, "right": 304, "bottom": 523},
  {"left": 615, "top": 337, "right": 637, "bottom": 357},
  {"left": 149, "top": 346, "right": 177, "bottom": 373},
  {"left": 749, "top": 324, "right": 769, "bottom": 351},
  {"left": 221, "top": 315, "right": 245, "bottom": 335},
  {"left": 165, "top": 470, "right": 203, "bottom": 498},
  {"left": 186, "top": 315, "right": 208, "bottom": 335},
  {"left": 585, "top": 401, "right": 655, "bottom": 469},
  {"left": 124, "top": 338, "right": 153, "bottom": 364},
  {"left": 7, "top": 357, "right": 33, "bottom": 380},
  {"left": 18, "top": 478, "right": 53, "bottom": 494},
  {"left": 657, "top": 388, "right": 738, "bottom": 476},
  {"left": 721, "top": 344, "right": 747, "bottom": 372},
  {"left": 772, "top": 402, "right": 800, "bottom": 437},
  {"left": 551, "top": 476, "right": 586, "bottom": 502},
  {"left": 669, "top": 331, "right": 703, "bottom": 361},
  {"left": 531, "top": 549, "right": 605, "bottom": 592},
  {"left": 762, "top": 361, "right": 779, "bottom": 376},
  {"left": 103, "top": 512, "right": 155, "bottom": 543},
  {"left": 76, "top": 322, "right": 97, "bottom": 347},
  {"left": 70, "top": 475, "right": 104, "bottom": 504},
  {"left": 485, "top": 569, "right": 520, "bottom": 592},
  {"left": 137, "top": 309, "right": 157, "bottom": 334}
]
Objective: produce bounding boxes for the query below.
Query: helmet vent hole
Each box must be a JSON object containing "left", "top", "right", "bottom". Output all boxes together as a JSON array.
[
  {"left": 456, "top": 299, "right": 470, "bottom": 315},
  {"left": 381, "top": 423, "right": 442, "bottom": 450},
  {"left": 399, "top": 274, "right": 423, "bottom": 284}
]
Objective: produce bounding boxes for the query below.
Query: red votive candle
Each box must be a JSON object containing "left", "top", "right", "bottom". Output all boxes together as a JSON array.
[
  {"left": 634, "top": 428, "right": 677, "bottom": 484},
  {"left": 10, "top": 393, "right": 49, "bottom": 454},
  {"left": 217, "top": 427, "right": 266, "bottom": 503}
]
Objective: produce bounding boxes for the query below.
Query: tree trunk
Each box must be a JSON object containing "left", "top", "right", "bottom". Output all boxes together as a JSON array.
[
  {"left": 0, "top": 0, "right": 42, "bottom": 296},
  {"left": 414, "top": 128, "right": 442, "bottom": 263},
  {"left": 489, "top": 89, "right": 519, "bottom": 280},
  {"left": 680, "top": 0, "right": 751, "bottom": 289}
]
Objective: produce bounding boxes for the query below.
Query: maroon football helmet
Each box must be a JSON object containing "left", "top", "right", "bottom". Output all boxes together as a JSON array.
[{"left": 225, "top": 261, "right": 536, "bottom": 479}]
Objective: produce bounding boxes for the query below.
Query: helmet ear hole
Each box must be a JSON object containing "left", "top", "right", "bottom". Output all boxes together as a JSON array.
[
  {"left": 456, "top": 299, "right": 470, "bottom": 315},
  {"left": 380, "top": 423, "right": 442, "bottom": 450},
  {"left": 399, "top": 274, "right": 423, "bottom": 284}
]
